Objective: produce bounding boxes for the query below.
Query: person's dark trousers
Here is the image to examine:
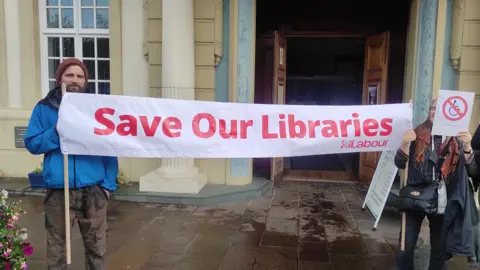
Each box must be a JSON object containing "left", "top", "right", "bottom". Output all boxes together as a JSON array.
[
  {"left": 44, "top": 185, "right": 109, "bottom": 270},
  {"left": 395, "top": 213, "right": 446, "bottom": 270}
]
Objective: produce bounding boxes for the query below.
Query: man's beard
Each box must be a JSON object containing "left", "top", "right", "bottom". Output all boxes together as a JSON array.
[{"left": 66, "top": 83, "right": 85, "bottom": 93}]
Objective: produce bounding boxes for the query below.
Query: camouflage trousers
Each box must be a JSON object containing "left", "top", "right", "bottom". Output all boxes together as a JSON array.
[{"left": 44, "top": 184, "right": 109, "bottom": 270}]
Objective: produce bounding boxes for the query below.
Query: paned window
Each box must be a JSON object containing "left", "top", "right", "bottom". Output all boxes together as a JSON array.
[{"left": 39, "top": 0, "right": 110, "bottom": 96}]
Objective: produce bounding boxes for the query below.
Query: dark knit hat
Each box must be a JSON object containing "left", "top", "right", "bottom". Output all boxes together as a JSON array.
[{"left": 55, "top": 58, "right": 89, "bottom": 86}]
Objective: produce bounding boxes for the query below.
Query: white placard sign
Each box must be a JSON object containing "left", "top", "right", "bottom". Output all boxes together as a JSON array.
[
  {"left": 57, "top": 93, "right": 413, "bottom": 158},
  {"left": 362, "top": 150, "right": 399, "bottom": 230},
  {"left": 432, "top": 89, "right": 475, "bottom": 136}
]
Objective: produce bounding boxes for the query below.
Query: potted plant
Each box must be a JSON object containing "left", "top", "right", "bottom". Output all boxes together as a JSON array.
[
  {"left": 116, "top": 169, "right": 131, "bottom": 187},
  {"left": 0, "top": 189, "right": 34, "bottom": 269},
  {"left": 27, "top": 162, "right": 44, "bottom": 188}
]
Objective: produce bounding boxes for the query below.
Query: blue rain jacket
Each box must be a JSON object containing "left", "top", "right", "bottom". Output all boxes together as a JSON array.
[{"left": 24, "top": 87, "right": 118, "bottom": 192}]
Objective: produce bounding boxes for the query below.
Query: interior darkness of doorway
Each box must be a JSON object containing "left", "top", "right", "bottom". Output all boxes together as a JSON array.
[
  {"left": 284, "top": 38, "right": 364, "bottom": 174},
  {"left": 252, "top": 0, "right": 410, "bottom": 180}
]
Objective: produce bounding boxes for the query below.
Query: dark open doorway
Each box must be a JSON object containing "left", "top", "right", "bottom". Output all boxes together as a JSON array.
[
  {"left": 284, "top": 38, "right": 365, "bottom": 181},
  {"left": 253, "top": 0, "right": 410, "bottom": 183}
]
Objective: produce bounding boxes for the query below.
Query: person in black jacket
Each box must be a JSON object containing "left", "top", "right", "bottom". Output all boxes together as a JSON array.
[
  {"left": 394, "top": 99, "right": 478, "bottom": 270},
  {"left": 473, "top": 124, "right": 480, "bottom": 152},
  {"left": 472, "top": 123, "right": 480, "bottom": 265}
]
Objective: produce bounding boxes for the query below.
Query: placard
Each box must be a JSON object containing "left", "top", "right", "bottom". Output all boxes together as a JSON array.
[
  {"left": 362, "top": 150, "right": 399, "bottom": 230},
  {"left": 432, "top": 89, "right": 475, "bottom": 136}
]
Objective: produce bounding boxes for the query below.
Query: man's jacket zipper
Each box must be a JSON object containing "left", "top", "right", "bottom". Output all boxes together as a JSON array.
[{"left": 73, "top": 156, "right": 77, "bottom": 188}]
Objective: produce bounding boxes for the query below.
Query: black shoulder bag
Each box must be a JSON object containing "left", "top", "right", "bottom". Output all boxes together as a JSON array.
[
  {"left": 398, "top": 181, "right": 438, "bottom": 215},
  {"left": 397, "top": 149, "right": 439, "bottom": 215}
]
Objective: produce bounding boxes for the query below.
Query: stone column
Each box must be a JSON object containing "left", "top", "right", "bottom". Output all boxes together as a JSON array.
[
  {"left": 412, "top": 0, "right": 438, "bottom": 127},
  {"left": 139, "top": 0, "right": 206, "bottom": 194},
  {"left": 3, "top": 0, "right": 22, "bottom": 108}
]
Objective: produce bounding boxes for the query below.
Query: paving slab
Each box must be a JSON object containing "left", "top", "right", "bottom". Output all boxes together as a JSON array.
[{"left": 9, "top": 181, "right": 437, "bottom": 269}]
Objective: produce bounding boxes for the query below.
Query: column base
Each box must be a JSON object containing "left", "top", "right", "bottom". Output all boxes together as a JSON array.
[{"left": 139, "top": 167, "right": 207, "bottom": 194}]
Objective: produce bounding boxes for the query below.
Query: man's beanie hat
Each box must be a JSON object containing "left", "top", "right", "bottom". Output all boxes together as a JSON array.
[{"left": 55, "top": 58, "right": 89, "bottom": 86}]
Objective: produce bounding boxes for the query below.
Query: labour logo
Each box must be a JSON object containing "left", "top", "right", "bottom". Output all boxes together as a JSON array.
[{"left": 442, "top": 96, "right": 468, "bottom": 121}]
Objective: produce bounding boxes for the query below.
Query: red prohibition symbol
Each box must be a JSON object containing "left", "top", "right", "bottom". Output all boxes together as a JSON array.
[{"left": 442, "top": 96, "right": 468, "bottom": 121}]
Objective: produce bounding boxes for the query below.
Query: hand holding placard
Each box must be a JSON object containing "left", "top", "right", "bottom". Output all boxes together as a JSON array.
[{"left": 432, "top": 90, "right": 475, "bottom": 136}]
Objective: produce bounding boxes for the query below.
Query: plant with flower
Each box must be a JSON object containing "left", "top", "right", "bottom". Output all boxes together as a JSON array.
[{"left": 0, "top": 190, "right": 33, "bottom": 269}]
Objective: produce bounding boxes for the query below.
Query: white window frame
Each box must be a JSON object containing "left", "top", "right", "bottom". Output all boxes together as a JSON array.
[{"left": 39, "top": 0, "right": 110, "bottom": 97}]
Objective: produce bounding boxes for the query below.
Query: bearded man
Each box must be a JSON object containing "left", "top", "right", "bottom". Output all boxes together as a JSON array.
[{"left": 24, "top": 58, "right": 118, "bottom": 270}]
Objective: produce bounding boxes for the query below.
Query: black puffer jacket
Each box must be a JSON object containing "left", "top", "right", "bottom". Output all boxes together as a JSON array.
[
  {"left": 443, "top": 147, "right": 478, "bottom": 257},
  {"left": 473, "top": 125, "right": 480, "bottom": 190},
  {"left": 473, "top": 124, "right": 480, "bottom": 152},
  {"left": 472, "top": 125, "right": 480, "bottom": 170}
]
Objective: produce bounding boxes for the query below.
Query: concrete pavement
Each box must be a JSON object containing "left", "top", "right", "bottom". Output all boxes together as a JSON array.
[{"left": 13, "top": 181, "right": 434, "bottom": 269}]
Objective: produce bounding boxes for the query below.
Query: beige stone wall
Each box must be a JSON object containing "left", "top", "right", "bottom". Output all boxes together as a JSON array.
[
  {"left": 402, "top": 0, "right": 420, "bottom": 102},
  {"left": 0, "top": 0, "right": 7, "bottom": 108},
  {"left": 142, "top": 0, "right": 227, "bottom": 184},
  {"left": 109, "top": 0, "right": 122, "bottom": 96},
  {"left": 19, "top": 0, "right": 42, "bottom": 110},
  {"left": 0, "top": 0, "right": 43, "bottom": 177},
  {"left": 0, "top": 0, "right": 124, "bottom": 178},
  {"left": 144, "top": 0, "right": 216, "bottom": 99},
  {"left": 455, "top": 0, "right": 480, "bottom": 132},
  {"left": 0, "top": 110, "right": 42, "bottom": 177},
  {"left": 0, "top": 0, "right": 227, "bottom": 183}
]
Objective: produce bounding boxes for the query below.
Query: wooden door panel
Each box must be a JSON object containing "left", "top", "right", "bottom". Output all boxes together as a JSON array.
[
  {"left": 359, "top": 32, "right": 390, "bottom": 184},
  {"left": 271, "top": 31, "right": 287, "bottom": 184},
  {"left": 365, "top": 47, "right": 384, "bottom": 70}
]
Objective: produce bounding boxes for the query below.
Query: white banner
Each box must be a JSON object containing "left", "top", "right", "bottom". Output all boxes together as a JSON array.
[{"left": 57, "top": 93, "right": 413, "bottom": 158}]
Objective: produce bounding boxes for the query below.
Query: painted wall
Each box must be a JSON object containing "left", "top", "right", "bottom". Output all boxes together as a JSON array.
[
  {"left": 441, "top": 0, "right": 456, "bottom": 91},
  {"left": 113, "top": 0, "right": 153, "bottom": 183},
  {"left": 0, "top": 0, "right": 122, "bottom": 178},
  {"left": 403, "top": 0, "right": 420, "bottom": 104},
  {"left": 0, "top": 0, "right": 229, "bottom": 184},
  {"left": 223, "top": 0, "right": 256, "bottom": 185},
  {"left": 143, "top": 0, "right": 227, "bottom": 184},
  {"left": 0, "top": 0, "right": 7, "bottom": 109},
  {"left": 227, "top": 0, "right": 254, "bottom": 184},
  {"left": 2, "top": 0, "right": 476, "bottom": 186},
  {"left": 410, "top": 0, "right": 467, "bottom": 129},
  {"left": 412, "top": 0, "right": 438, "bottom": 127},
  {"left": 215, "top": 0, "right": 230, "bottom": 103},
  {"left": 0, "top": 0, "right": 44, "bottom": 177},
  {"left": 455, "top": 0, "right": 480, "bottom": 132}
]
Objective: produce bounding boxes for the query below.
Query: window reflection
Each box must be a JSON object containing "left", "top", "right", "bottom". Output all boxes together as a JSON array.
[
  {"left": 61, "top": 0, "right": 73, "bottom": 6},
  {"left": 43, "top": 0, "right": 110, "bottom": 95},
  {"left": 61, "top": 8, "right": 74, "bottom": 28},
  {"left": 47, "top": 8, "right": 59, "bottom": 28},
  {"left": 96, "top": 9, "right": 109, "bottom": 29},
  {"left": 81, "top": 8, "right": 94, "bottom": 28}
]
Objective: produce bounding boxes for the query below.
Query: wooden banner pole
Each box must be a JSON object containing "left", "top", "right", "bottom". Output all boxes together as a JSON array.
[
  {"left": 61, "top": 83, "right": 71, "bottom": 264},
  {"left": 400, "top": 159, "right": 409, "bottom": 251},
  {"left": 401, "top": 99, "right": 413, "bottom": 251}
]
